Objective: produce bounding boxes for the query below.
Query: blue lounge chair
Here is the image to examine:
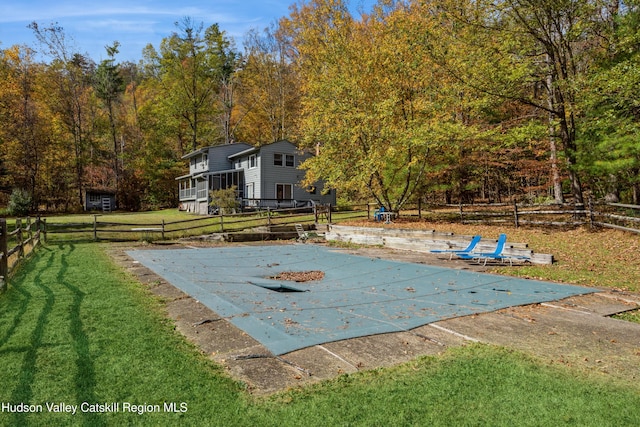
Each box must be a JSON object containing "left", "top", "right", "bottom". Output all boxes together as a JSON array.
[
  {"left": 430, "top": 235, "right": 482, "bottom": 260},
  {"left": 457, "top": 233, "right": 510, "bottom": 266}
]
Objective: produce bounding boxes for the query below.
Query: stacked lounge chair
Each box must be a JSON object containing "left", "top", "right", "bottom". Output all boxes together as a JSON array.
[
  {"left": 430, "top": 235, "right": 482, "bottom": 260},
  {"left": 433, "top": 234, "right": 531, "bottom": 266}
]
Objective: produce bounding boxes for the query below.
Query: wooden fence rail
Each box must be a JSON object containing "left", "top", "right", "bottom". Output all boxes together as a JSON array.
[
  {"left": 0, "top": 217, "right": 43, "bottom": 291},
  {"left": 393, "top": 200, "right": 640, "bottom": 234},
  {"left": 41, "top": 204, "right": 343, "bottom": 243}
]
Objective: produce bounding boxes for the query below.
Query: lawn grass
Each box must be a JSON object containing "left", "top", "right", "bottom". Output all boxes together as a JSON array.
[
  {"left": 255, "top": 345, "right": 640, "bottom": 426},
  {"left": 1, "top": 243, "right": 640, "bottom": 426},
  {"left": 0, "top": 243, "right": 245, "bottom": 425}
]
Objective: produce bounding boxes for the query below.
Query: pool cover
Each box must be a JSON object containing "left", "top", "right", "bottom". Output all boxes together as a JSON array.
[{"left": 127, "top": 245, "right": 593, "bottom": 355}]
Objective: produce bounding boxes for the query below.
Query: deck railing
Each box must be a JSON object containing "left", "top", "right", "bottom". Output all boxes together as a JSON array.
[{"left": 179, "top": 188, "right": 197, "bottom": 200}]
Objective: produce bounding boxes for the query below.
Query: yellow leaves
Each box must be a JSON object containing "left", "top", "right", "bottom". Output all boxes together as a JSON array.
[{"left": 288, "top": 0, "right": 478, "bottom": 209}]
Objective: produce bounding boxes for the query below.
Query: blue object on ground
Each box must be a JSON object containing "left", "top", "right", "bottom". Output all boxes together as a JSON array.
[
  {"left": 457, "top": 233, "right": 529, "bottom": 265},
  {"left": 430, "top": 234, "right": 482, "bottom": 259},
  {"left": 374, "top": 206, "right": 385, "bottom": 221},
  {"left": 127, "top": 245, "right": 593, "bottom": 355}
]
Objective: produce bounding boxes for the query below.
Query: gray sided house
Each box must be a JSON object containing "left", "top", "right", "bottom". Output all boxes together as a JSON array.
[{"left": 176, "top": 140, "right": 336, "bottom": 215}]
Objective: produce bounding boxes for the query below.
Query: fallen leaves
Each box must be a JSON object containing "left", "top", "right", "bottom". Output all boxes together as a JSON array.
[{"left": 270, "top": 270, "right": 325, "bottom": 282}]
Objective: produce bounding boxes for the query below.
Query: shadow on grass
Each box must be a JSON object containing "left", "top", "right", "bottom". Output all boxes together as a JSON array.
[
  {"left": 9, "top": 249, "right": 55, "bottom": 426},
  {"left": 0, "top": 281, "right": 32, "bottom": 350},
  {"left": 6, "top": 244, "right": 104, "bottom": 426},
  {"left": 57, "top": 245, "right": 104, "bottom": 427}
]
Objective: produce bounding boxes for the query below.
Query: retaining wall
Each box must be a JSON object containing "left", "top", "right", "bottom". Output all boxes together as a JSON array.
[{"left": 325, "top": 224, "right": 553, "bottom": 265}]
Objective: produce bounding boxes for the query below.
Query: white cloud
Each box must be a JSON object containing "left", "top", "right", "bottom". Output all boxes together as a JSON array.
[{"left": 0, "top": 0, "right": 293, "bottom": 61}]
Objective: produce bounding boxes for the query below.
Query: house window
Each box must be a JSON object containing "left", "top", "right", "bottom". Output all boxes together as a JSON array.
[
  {"left": 89, "top": 193, "right": 101, "bottom": 203},
  {"left": 274, "top": 153, "right": 294, "bottom": 167},
  {"left": 276, "top": 183, "right": 293, "bottom": 201},
  {"left": 249, "top": 154, "right": 257, "bottom": 169}
]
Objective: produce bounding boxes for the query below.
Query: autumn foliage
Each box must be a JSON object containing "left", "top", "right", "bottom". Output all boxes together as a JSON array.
[{"left": 1, "top": 1, "right": 639, "bottom": 213}]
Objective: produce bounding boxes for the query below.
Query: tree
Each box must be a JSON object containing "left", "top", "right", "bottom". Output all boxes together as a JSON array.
[
  {"left": 578, "top": 1, "right": 640, "bottom": 203},
  {"left": 207, "top": 25, "right": 243, "bottom": 145},
  {"left": 209, "top": 185, "right": 240, "bottom": 214},
  {"left": 30, "top": 22, "right": 97, "bottom": 209},
  {"left": 7, "top": 188, "right": 32, "bottom": 216},
  {"left": 284, "top": 0, "right": 514, "bottom": 210},
  {"left": 151, "top": 18, "right": 240, "bottom": 152},
  {"left": 238, "top": 24, "right": 300, "bottom": 144},
  {"left": 94, "top": 42, "right": 124, "bottom": 197},
  {"left": 428, "top": 0, "right": 622, "bottom": 206},
  {"left": 0, "top": 46, "right": 48, "bottom": 207}
]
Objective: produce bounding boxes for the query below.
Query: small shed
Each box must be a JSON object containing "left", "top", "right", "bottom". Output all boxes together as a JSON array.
[{"left": 84, "top": 189, "right": 116, "bottom": 212}]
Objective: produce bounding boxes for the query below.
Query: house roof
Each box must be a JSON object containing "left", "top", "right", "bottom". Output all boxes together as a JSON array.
[
  {"left": 181, "top": 142, "right": 253, "bottom": 159},
  {"left": 227, "top": 140, "right": 298, "bottom": 160},
  {"left": 228, "top": 146, "right": 259, "bottom": 159},
  {"left": 181, "top": 147, "right": 208, "bottom": 159}
]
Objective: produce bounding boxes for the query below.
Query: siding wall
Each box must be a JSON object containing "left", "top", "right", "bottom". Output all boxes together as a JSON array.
[
  {"left": 207, "top": 143, "right": 252, "bottom": 172},
  {"left": 242, "top": 152, "right": 262, "bottom": 199},
  {"left": 259, "top": 141, "right": 307, "bottom": 200}
]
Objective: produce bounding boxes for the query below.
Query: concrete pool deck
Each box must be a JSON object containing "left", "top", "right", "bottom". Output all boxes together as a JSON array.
[
  {"left": 125, "top": 244, "right": 593, "bottom": 356},
  {"left": 108, "top": 242, "right": 640, "bottom": 394}
]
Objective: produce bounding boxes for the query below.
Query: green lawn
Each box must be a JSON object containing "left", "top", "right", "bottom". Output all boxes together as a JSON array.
[{"left": 1, "top": 243, "right": 639, "bottom": 426}]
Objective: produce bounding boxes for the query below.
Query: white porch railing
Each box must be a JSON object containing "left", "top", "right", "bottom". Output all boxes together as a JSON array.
[{"left": 179, "top": 188, "right": 197, "bottom": 200}]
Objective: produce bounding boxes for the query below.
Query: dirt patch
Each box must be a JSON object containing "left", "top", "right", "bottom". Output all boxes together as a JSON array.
[{"left": 106, "top": 240, "right": 640, "bottom": 395}]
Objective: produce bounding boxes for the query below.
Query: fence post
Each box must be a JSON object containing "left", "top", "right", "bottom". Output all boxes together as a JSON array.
[
  {"left": 267, "top": 207, "right": 272, "bottom": 227},
  {"left": 219, "top": 213, "right": 224, "bottom": 232},
  {"left": 0, "top": 219, "right": 7, "bottom": 291},
  {"left": 161, "top": 219, "right": 166, "bottom": 240},
  {"left": 42, "top": 218, "right": 47, "bottom": 243},
  {"left": 93, "top": 215, "right": 98, "bottom": 241},
  {"left": 588, "top": 195, "right": 595, "bottom": 229},
  {"left": 328, "top": 204, "right": 332, "bottom": 223},
  {"left": 459, "top": 202, "right": 464, "bottom": 224},
  {"left": 16, "top": 218, "right": 24, "bottom": 258},
  {"left": 513, "top": 200, "right": 519, "bottom": 228},
  {"left": 27, "top": 216, "right": 32, "bottom": 241}
]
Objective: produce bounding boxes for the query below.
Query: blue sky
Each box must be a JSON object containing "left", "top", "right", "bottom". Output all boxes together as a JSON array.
[{"left": 0, "top": 0, "right": 375, "bottom": 62}]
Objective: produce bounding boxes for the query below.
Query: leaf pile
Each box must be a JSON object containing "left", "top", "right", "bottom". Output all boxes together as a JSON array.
[{"left": 270, "top": 271, "right": 325, "bottom": 282}]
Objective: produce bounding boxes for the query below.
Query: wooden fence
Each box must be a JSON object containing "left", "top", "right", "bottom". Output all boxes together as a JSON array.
[
  {"left": 391, "top": 200, "right": 640, "bottom": 234},
  {"left": 40, "top": 204, "right": 359, "bottom": 243},
  {"left": 0, "top": 217, "right": 43, "bottom": 291}
]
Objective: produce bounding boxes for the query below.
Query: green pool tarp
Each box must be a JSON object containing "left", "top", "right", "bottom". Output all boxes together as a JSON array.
[{"left": 127, "top": 245, "right": 593, "bottom": 355}]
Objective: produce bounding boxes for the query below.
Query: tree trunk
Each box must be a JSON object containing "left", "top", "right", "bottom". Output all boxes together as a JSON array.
[{"left": 546, "top": 59, "right": 564, "bottom": 204}]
